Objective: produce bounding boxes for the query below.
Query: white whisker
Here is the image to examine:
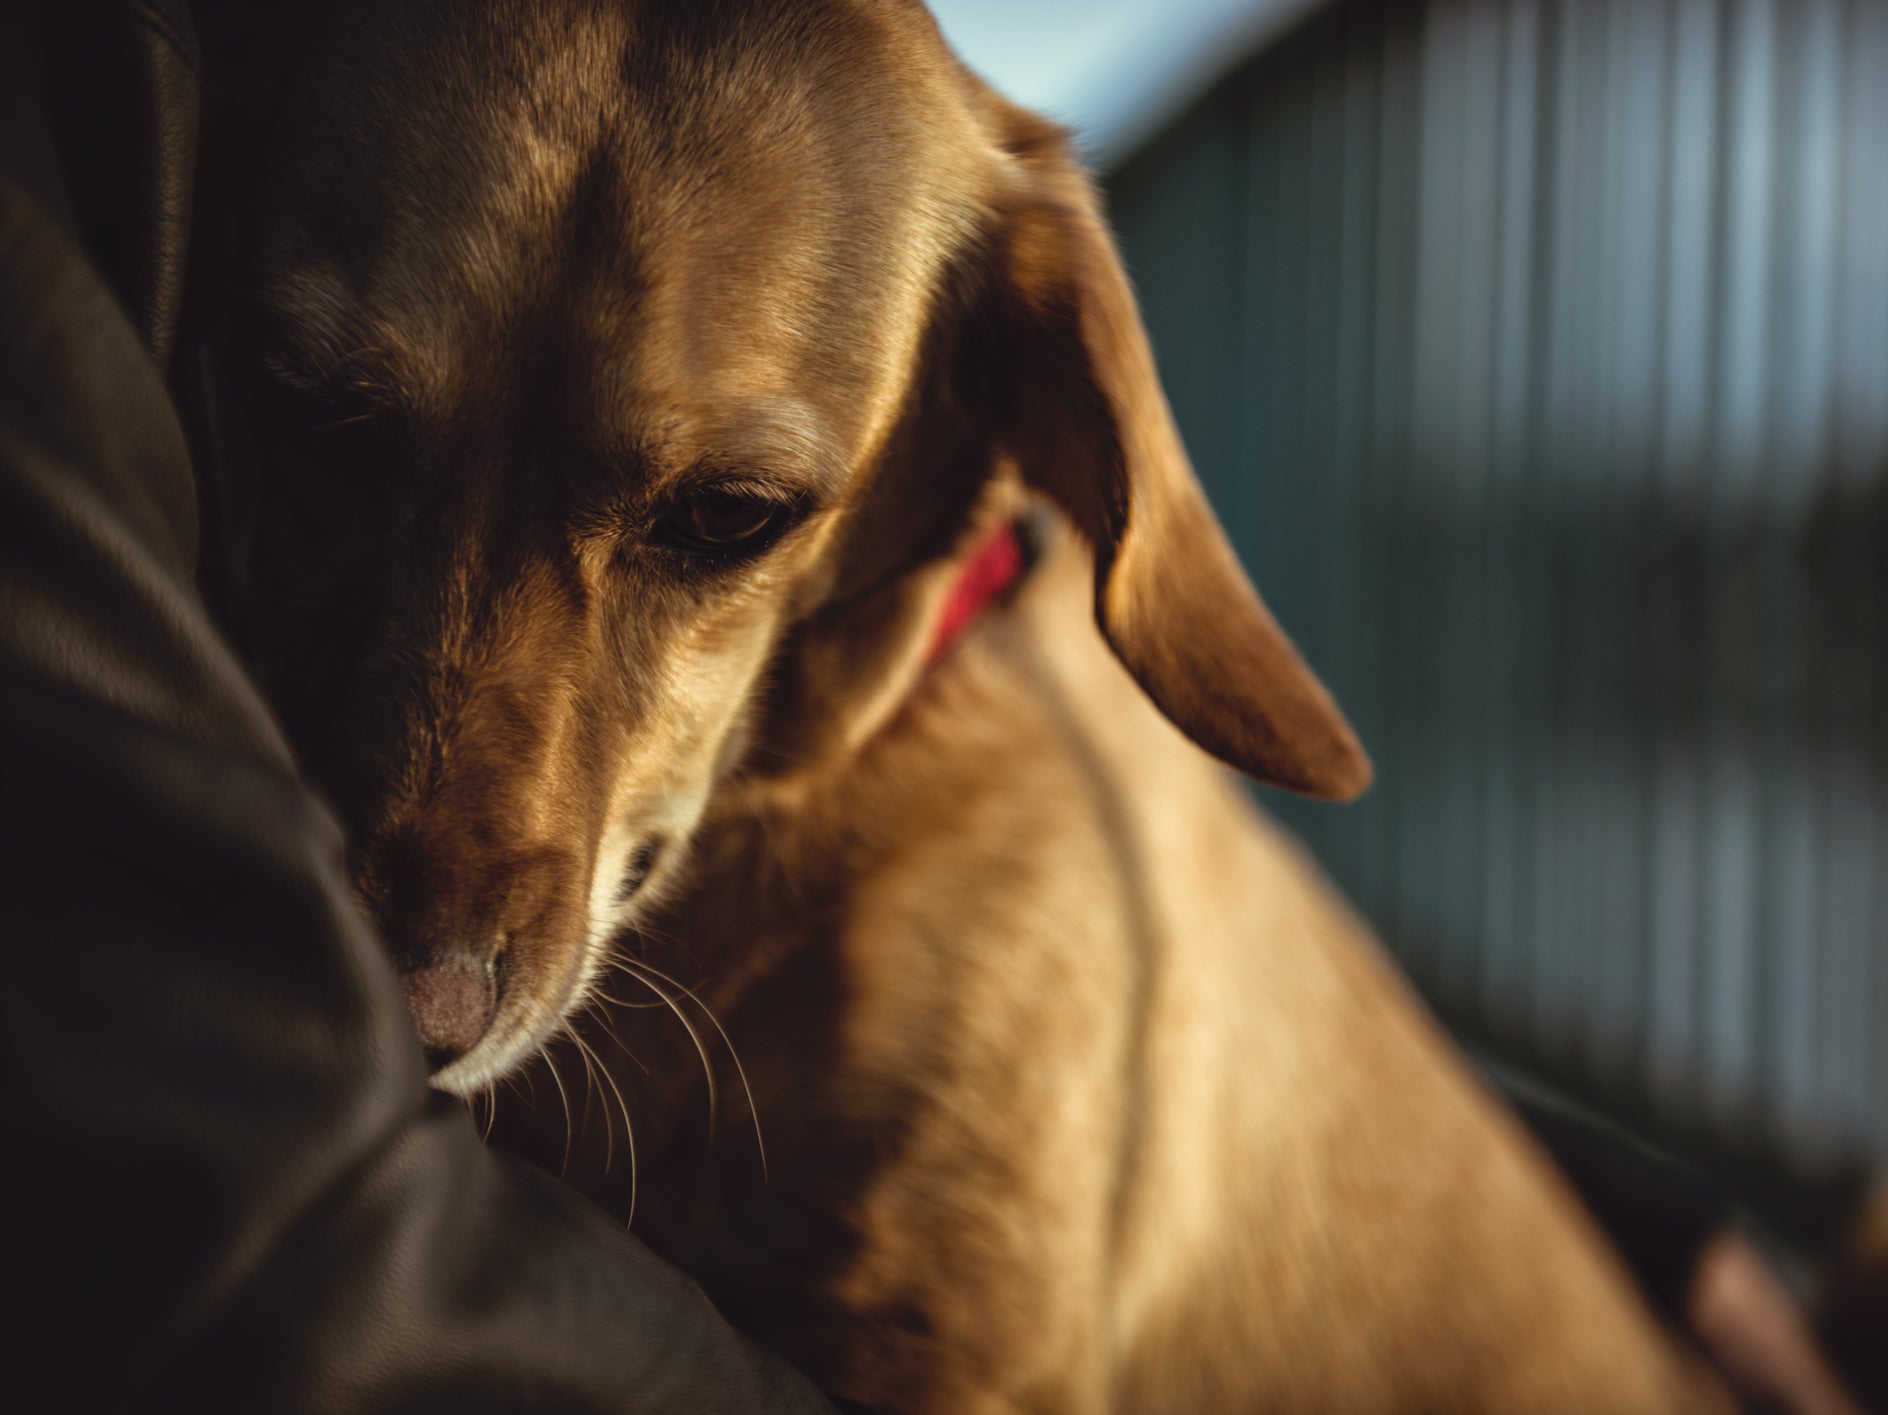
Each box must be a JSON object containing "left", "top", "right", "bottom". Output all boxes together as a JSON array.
[
  {"left": 539, "top": 1044, "right": 575, "bottom": 1177},
  {"left": 616, "top": 953, "right": 768, "bottom": 1182},
  {"left": 610, "top": 953, "right": 721, "bottom": 1135},
  {"left": 562, "top": 1020, "right": 613, "bottom": 1176},
  {"left": 569, "top": 1024, "right": 638, "bottom": 1227}
]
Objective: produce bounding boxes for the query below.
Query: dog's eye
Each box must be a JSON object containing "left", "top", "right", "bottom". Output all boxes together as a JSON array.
[{"left": 657, "top": 487, "right": 790, "bottom": 555}]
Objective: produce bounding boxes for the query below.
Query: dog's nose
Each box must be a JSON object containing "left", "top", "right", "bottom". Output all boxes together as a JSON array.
[{"left": 398, "top": 955, "right": 498, "bottom": 1070}]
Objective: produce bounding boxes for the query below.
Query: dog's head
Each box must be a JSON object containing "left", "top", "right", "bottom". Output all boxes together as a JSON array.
[{"left": 233, "top": 0, "right": 1368, "bottom": 1093}]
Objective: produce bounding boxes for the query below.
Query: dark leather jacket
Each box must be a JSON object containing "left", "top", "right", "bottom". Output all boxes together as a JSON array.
[{"left": 0, "top": 2, "right": 836, "bottom": 1408}]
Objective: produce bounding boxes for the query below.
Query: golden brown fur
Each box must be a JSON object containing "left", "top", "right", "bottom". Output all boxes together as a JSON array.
[
  {"left": 235, "top": 1, "right": 1730, "bottom": 1408},
  {"left": 491, "top": 514, "right": 1727, "bottom": 1412}
]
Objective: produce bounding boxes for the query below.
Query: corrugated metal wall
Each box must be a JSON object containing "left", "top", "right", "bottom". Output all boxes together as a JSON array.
[{"left": 1108, "top": 0, "right": 1888, "bottom": 1180}]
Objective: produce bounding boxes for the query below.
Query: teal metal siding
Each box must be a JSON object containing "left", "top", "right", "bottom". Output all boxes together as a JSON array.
[{"left": 1108, "top": 0, "right": 1888, "bottom": 1177}]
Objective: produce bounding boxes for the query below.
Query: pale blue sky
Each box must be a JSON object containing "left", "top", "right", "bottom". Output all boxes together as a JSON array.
[{"left": 927, "top": 0, "right": 1318, "bottom": 166}]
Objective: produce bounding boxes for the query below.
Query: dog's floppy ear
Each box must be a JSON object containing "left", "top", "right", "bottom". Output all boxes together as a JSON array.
[{"left": 975, "top": 105, "right": 1370, "bottom": 800}]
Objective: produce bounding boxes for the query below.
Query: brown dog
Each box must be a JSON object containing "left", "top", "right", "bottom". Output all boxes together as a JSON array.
[{"left": 232, "top": 1, "right": 1730, "bottom": 1409}]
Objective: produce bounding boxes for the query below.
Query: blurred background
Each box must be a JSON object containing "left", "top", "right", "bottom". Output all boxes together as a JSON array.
[{"left": 934, "top": 0, "right": 1887, "bottom": 1262}]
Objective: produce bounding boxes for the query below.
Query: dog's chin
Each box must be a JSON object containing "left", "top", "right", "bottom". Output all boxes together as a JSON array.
[
  {"left": 426, "top": 986, "right": 581, "bottom": 1098},
  {"left": 429, "top": 1040, "right": 522, "bottom": 1098}
]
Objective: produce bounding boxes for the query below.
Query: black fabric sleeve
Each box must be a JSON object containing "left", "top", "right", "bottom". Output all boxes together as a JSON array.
[{"left": 0, "top": 2, "right": 836, "bottom": 1410}]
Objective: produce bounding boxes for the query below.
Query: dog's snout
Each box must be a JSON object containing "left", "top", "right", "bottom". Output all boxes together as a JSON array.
[
  {"left": 357, "top": 821, "right": 591, "bottom": 1083},
  {"left": 399, "top": 955, "right": 499, "bottom": 1070}
]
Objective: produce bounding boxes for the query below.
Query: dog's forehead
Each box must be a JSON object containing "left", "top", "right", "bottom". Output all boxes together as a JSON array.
[{"left": 260, "top": 0, "right": 996, "bottom": 465}]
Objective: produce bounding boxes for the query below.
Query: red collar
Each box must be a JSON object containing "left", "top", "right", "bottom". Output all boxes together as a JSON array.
[{"left": 924, "top": 520, "right": 1027, "bottom": 664}]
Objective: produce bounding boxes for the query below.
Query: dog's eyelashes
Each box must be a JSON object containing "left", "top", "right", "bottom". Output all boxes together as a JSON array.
[{"left": 655, "top": 486, "right": 793, "bottom": 557}]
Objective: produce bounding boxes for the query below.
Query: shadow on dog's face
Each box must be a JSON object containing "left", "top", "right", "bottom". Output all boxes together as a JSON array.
[{"left": 235, "top": 0, "right": 1367, "bottom": 1095}]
